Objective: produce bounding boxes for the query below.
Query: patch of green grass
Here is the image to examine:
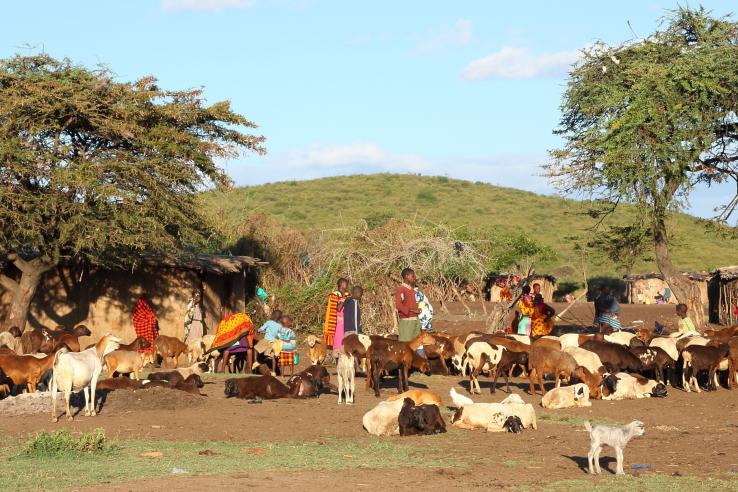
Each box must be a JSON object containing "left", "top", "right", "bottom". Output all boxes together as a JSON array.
[
  {"left": 1, "top": 435, "right": 451, "bottom": 491},
  {"left": 20, "top": 428, "right": 115, "bottom": 458},
  {"left": 541, "top": 474, "right": 738, "bottom": 491}
]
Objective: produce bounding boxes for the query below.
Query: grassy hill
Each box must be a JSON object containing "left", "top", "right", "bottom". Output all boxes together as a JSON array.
[{"left": 202, "top": 174, "right": 738, "bottom": 282}]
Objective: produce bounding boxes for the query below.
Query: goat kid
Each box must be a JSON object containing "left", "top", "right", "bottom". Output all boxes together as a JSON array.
[{"left": 585, "top": 420, "right": 645, "bottom": 475}]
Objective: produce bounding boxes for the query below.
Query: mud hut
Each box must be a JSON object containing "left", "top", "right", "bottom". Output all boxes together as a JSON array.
[
  {"left": 0, "top": 254, "right": 265, "bottom": 342},
  {"left": 485, "top": 274, "right": 557, "bottom": 303},
  {"left": 709, "top": 266, "right": 738, "bottom": 325},
  {"left": 623, "top": 272, "right": 709, "bottom": 305}
]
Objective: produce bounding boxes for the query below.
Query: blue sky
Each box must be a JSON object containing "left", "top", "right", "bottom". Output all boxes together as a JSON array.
[{"left": 3, "top": 0, "right": 736, "bottom": 218}]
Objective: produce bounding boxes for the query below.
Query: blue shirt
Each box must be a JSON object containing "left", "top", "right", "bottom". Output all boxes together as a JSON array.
[{"left": 257, "top": 320, "right": 282, "bottom": 341}]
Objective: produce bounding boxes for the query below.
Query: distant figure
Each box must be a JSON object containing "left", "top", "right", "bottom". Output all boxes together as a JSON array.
[
  {"left": 676, "top": 303, "right": 698, "bottom": 336},
  {"left": 184, "top": 291, "right": 205, "bottom": 344},
  {"left": 594, "top": 285, "right": 621, "bottom": 332},
  {"left": 323, "top": 278, "right": 350, "bottom": 358},
  {"left": 343, "top": 286, "right": 363, "bottom": 336},
  {"left": 531, "top": 283, "right": 555, "bottom": 336},
  {"left": 396, "top": 268, "right": 421, "bottom": 341},
  {"left": 663, "top": 288, "right": 672, "bottom": 304},
  {"left": 132, "top": 291, "right": 158, "bottom": 361},
  {"left": 516, "top": 285, "right": 534, "bottom": 336}
]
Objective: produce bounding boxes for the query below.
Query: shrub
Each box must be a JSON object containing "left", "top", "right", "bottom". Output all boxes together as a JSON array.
[
  {"left": 20, "top": 428, "right": 114, "bottom": 458},
  {"left": 416, "top": 189, "right": 438, "bottom": 203}
]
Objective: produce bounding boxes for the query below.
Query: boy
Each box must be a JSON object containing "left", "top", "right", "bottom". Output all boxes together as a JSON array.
[
  {"left": 343, "top": 286, "right": 363, "bottom": 335},
  {"left": 676, "top": 303, "right": 698, "bottom": 336},
  {"left": 254, "top": 309, "right": 283, "bottom": 356}
]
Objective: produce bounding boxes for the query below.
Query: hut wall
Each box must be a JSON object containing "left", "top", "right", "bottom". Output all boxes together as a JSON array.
[
  {"left": 0, "top": 265, "right": 257, "bottom": 344},
  {"left": 627, "top": 278, "right": 709, "bottom": 306},
  {"left": 712, "top": 278, "right": 738, "bottom": 326}
]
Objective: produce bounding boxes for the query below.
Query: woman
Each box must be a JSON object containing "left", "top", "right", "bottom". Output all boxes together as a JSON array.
[
  {"left": 323, "top": 278, "right": 350, "bottom": 355},
  {"left": 517, "top": 285, "right": 534, "bottom": 336},
  {"left": 531, "top": 283, "right": 555, "bottom": 336},
  {"left": 211, "top": 308, "right": 255, "bottom": 372},
  {"left": 416, "top": 288, "right": 434, "bottom": 333},
  {"left": 594, "top": 285, "right": 621, "bottom": 332},
  {"left": 183, "top": 291, "right": 205, "bottom": 344}
]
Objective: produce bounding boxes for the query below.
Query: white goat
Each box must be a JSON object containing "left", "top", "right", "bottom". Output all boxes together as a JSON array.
[
  {"left": 541, "top": 383, "right": 591, "bottom": 409},
  {"left": 50, "top": 334, "right": 120, "bottom": 422},
  {"left": 585, "top": 420, "right": 645, "bottom": 475},
  {"left": 336, "top": 350, "right": 355, "bottom": 404},
  {"left": 186, "top": 337, "right": 206, "bottom": 364},
  {"left": 451, "top": 397, "right": 537, "bottom": 432},
  {"left": 601, "top": 372, "right": 667, "bottom": 400},
  {"left": 463, "top": 342, "right": 505, "bottom": 394}
]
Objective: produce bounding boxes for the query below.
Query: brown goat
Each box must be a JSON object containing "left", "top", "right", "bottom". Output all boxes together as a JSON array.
[
  {"left": 366, "top": 334, "right": 425, "bottom": 397},
  {"left": 527, "top": 345, "right": 579, "bottom": 395},
  {"left": 0, "top": 351, "right": 59, "bottom": 392},
  {"left": 154, "top": 335, "right": 187, "bottom": 368},
  {"left": 573, "top": 366, "right": 603, "bottom": 399},
  {"left": 224, "top": 375, "right": 290, "bottom": 399},
  {"left": 96, "top": 376, "right": 145, "bottom": 391}
]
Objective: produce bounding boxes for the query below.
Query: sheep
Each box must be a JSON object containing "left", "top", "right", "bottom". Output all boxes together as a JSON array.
[
  {"left": 304, "top": 334, "right": 327, "bottom": 365},
  {"left": 337, "top": 350, "right": 355, "bottom": 404},
  {"left": 541, "top": 383, "right": 591, "bottom": 409},
  {"left": 362, "top": 398, "right": 405, "bottom": 436},
  {"left": 580, "top": 340, "right": 643, "bottom": 373},
  {"left": 563, "top": 346, "right": 604, "bottom": 375},
  {"left": 397, "top": 398, "right": 446, "bottom": 436},
  {"left": 386, "top": 389, "right": 442, "bottom": 406},
  {"left": 463, "top": 341, "right": 504, "bottom": 394},
  {"left": 600, "top": 372, "right": 668, "bottom": 400},
  {"left": 50, "top": 334, "right": 121, "bottom": 422},
  {"left": 585, "top": 420, "right": 645, "bottom": 475},
  {"left": 629, "top": 346, "right": 675, "bottom": 384},
  {"left": 559, "top": 333, "right": 605, "bottom": 349},
  {"left": 604, "top": 332, "right": 636, "bottom": 346},
  {"left": 649, "top": 334, "right": 688, "bottom": 362},
  {"left": 104, "top": 350, "right": 147, "bottom": 380},
  {"left": 527, "top": 345, "right": 579, "bottom": 395},
  {"left": 451, "top": 401, "right": 537, "bottom": 432}
]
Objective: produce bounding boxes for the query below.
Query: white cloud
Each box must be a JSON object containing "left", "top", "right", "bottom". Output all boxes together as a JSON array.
[
  {"left": 281, "top": 142, "right": 428, "bottom": 171},
  {"left": 414, "top": 19, "right": 473, "bottom": 53},
  {"left": 161, "top": 0, "right": 255, "bottom": 12},
  {"left": 462, "top": 46, "right": 580, "bottom": 81}
]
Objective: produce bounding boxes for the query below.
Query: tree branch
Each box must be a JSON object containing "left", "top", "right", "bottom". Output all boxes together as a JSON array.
[{"left": 0, "top": 273, "right": 18, "bottom": 292}]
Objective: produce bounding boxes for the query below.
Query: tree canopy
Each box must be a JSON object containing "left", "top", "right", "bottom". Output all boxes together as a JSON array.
[
  {"left": 0, "top": 54, "right": 265, "bottom": 328},
  {"left": 546, "top": 7, "right": 738, "bottom": 326}
]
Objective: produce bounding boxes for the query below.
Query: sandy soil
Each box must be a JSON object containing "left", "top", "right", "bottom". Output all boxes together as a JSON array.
[{"left": 3, "top": 302, "right": 735, "bottom": 490}]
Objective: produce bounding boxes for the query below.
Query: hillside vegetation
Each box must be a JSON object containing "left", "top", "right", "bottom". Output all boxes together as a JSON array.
[{"left": 202, "top": 174, "right": 738, "bottom": 282}]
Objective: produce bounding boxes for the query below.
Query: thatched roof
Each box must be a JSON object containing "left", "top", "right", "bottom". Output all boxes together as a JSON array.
[
  {"left": 624, "top": 271, "right": 709, "bottom": 282},
  {"left": 139, "top": 253, "right": 267, "bottom": 275},
  {"left": 712, "top": 266, "right": 738, "bottom": 281}
]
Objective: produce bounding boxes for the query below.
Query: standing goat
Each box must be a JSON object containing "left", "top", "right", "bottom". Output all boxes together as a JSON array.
[
  {"left": 336, "top": 350, "right": 355, "bottom": 404},
  {"left": 584, "top": 420, "right": 645, "bottom": 475}
]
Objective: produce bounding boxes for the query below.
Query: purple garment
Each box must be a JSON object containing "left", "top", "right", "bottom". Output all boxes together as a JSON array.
[{"left": 227, "top": 334, "right": 252, "bottom": 353}]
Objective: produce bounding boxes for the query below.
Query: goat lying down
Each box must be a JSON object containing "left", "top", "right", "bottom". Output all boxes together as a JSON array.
[
  {"left": 362, "top": 399, "right": 405, "bottom": 436},
  {"left": 451, "top": 393, "right": 536, "bottom": 432},
  {"left": 601, "top": 373, "right": 668, "bottom": 401},
  {"left": 541, "top": 383, "right": 591, "bottom": 409}
]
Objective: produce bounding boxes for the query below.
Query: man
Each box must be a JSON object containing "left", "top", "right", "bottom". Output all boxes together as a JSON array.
[
  {"left": 396, "top": 268, "right": 421, "bottom": 341},
  {"left": 132, "top": 290, "right": 158, "bottom": 365},
  {"left": 343, "top": 286, "right": 363, "bottom": 335},
  {"left": 254, "top": 309, "right": 283, "bottom": 357},
  {"left": 323, "top": 278, "right": 350, "bottom": 361}
]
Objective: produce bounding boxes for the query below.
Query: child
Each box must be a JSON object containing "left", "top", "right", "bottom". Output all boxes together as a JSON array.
[
  {"left": 343, "top": 286, "right": 363, "bottom": 335},
  {"left": 676, "top": 303, "right": 698, "bottom": 336}
]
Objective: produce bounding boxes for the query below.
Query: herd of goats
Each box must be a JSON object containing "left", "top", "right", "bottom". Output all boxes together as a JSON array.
[{"left": 1, "top": 322, "right": 737, "bottom": 475}]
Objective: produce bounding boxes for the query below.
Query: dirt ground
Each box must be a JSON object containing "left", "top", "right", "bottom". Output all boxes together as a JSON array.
[{"left": 2, "top": 302, "right": 736, "bottom": 491}]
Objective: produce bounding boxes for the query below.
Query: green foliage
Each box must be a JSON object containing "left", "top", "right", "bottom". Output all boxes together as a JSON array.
[
  {"left": 20, "top": 428, "right": 113, "bottom": 457},
  {"left": 416, "top": 189, "right": 438, "bottom": 203},
  {"left": 587, "top": 225, "right": 652, "bottom": 274},
  {"left": 547, "top": 7, "right": 738, "bottom": 226},
  {"left": 272, "top": 275, "right": 334, "bottom": 333},
  {"left": 0, "top": 53, "right": 265, "bottom": 266}
]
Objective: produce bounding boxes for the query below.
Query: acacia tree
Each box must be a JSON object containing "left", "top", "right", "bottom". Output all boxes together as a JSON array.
[
  {"left": 547, "top": 7, "right": 738, "bottom": 327},
  {"left": 0, "top": 54, "right": 266, "bottom": 330}
]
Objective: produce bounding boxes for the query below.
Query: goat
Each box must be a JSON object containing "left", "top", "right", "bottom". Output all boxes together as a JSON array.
[
  {"left": 563, "top": 346, "right": 604, "bottom": 375},
  {"left": 527, "top": 345, "right": 579, "bottom": 395},
  {"left": 50, "top": 334, "right": 121, "bottom": 422},
  {"left": 600, "top": 372, "right": 668, "bottom": 400},
  {"left": 186, "top": 337, "right": 206, "bottom": 365},
  {"left": 224, "top": 375, "right": 290, "bottom": 399},
  {"left": 174, "top": 374, "right": 205, "bottom": 395},
  {"left": 682, "top": 344, "right": 730, "bottom": 393},
  {"left": 585, "top": 420, "right": 645, "bottom": 475},
  {"left": 286, "top": 373, "right": 321, "bottom": 398},
  {"left": 337, "top": 350, "right": 355, "bottom": 404},
  {"left": 463, "top": 341, "right": 504, "bottom": 394},
  {"left": 398, "top": 398, "right": 446, "bottom": 436},
  {"left": 420, "top": 333, "right": 456, "bottom": 375},
  {"left": 304, "top": 334, "right": 328, "bottom": 365},
  {"left": 365, "top": 334, "right": 425, "bottom": 397},
  {"left": 0, "top": 327, "right": 22, "bottom": 354},
  {"left": 605, "top": 332, "right": 636, "bottom": 346},
  {"left": 573, "top": 366, "right": 604, "bottom": 399},
  {"left": 386, "top": 389, "right": 442, "bottom": 406},
  {"left": 491, "top": 348, "right": 529, "bottom": 393},
  {"left": 541, "top": 383, "right": 591, "bottom": 409},
  {"left": 104, "top": 350, "right": 147, "bottom": 380},
  {"left": 0, "top": 350, "right": 59, "bottom": 393},
  {"left": 174, "top": 361, "right": 209, "bottom": 379},
  {"left": 451, "top": 401, "right": 537, "bottom": 432},
  {"left": 629, "top": 346, "right": 675, "bottom": 384},
  {"left": 362, "top": 399, "right": 405, "bottom": 436},
  {"left": 154, "top": 335, "right": 187, "bottom": 368},
  {"left": 559, "top": 333, "right": 605, "bottom": 349},
  {"left": 580, "top": 340, "right": 643, "bottom": 373},
  {"left": 146, "top": 370, "right": 185, "bottom": 385},
  {"left": 449, "top": 387, "right": 474, "bottom": 408},
  {"left": 531, "top": 336, "right": 561, "bottom": 351},
  {"left": 96, "top": 376, "right": 145, "bottom": 391},
  {"left": 343, "top": 333, "right": 371, "bottom": 372}
]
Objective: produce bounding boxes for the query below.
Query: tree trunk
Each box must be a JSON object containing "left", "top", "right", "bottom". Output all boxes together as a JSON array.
[
  {"left": 653, "top": 217, "right": 706, "bottom": 329},
  {"left": 1, "top": 255, "right": 54, "bottom": 332}
]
